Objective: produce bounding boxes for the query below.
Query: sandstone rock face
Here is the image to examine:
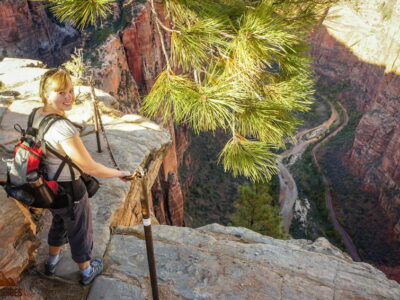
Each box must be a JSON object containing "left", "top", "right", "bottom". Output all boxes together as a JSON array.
[
  {"left": 80, "top": 1, "right": 186, "bottom": 226},
  {"left": 117, "top": 1, "right": 186, "bottom": 226},
  {"left": 153, "top": 121, "right": 186, "bottom": 226},
  {"left": 0, "top": 0, "right": 79, "bottom": 66},
  {"left": 0, "top": 58, "right": 171, "bottom": 290},
  {"left": 120, "top": 1, "right": 170, "bottom": 95},
  {"left": 0, "top": 188, "right": 38, "bottom": 287},
  {"left": 90, "top": 35, "right": 141, "bottom": 113},
  {"left": 311, "top": 1, "right": 400, "bottom": 239},
  {"left": 88, "top": 224, "right": 400, "bottom": 300}
]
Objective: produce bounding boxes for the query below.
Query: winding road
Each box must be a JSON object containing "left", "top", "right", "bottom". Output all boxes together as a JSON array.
[
  {"left": 277, "top": 161, "right": 298, "bottom": 231},
  {"left": 278, "top": 100, "right": 361, "bottom": 261},
  {"left": 311, "top": 102, "right": 361, "bottom": 262},
  {"left": 278, "top": 102, "right": 337, "bottom": 231}
]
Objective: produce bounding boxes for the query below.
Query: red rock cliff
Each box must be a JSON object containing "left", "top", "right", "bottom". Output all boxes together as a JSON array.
[
  {"left": 0, "top": 0, "right": 79, "bottom": 66},
  {"left": 87, "top": 1, "right": 187, "bottom": 225},
  {"left": 120, "top": 1, "right": 169, "bottom": 95},
  {"left": 90, "top": 34, "right": 141, "bottom": 113},
  {"left": 311, "top": 1, "right": 400, "bottom": 238},
  {"left": 118, "top": 1, "right": 187, "bottom": 226}
]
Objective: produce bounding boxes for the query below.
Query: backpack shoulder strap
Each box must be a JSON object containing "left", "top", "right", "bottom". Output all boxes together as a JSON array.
[
  {"left": 27, "top": 107, "right": 41, "bottom": 129},
  {"left": 46, "top": 145, "right": 84, "bottom": 175},
  {"left": 36, "top": 114, "right": 85, "bottom": 180},
  {"left": 36, "top": 114, "right": 66, "bottom": 141}
]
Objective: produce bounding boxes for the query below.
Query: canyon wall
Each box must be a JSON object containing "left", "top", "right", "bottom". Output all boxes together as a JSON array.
[
  {"left": 0, "top": 0, "right": 79, "bottom": 66},
  {"left": 86, "top": 1, "right": 188, "bottom": 226},
  {"left": 89, "top": 35, "right": 140, "bottom": 113},
  {"left": 116, "top": 1, "right": 187, "bottom": 226},
  {"left": 311, "top": 1, "right": 400, "bottom": 239}
]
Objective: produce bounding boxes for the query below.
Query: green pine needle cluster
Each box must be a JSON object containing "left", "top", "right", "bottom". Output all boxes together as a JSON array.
[
  {"left": 171, "top": 18, "right": 228, "bottom": 72},
  {"left": 46, "top": 0, "right": 116, "bottom": 30},
  {"left": 142, "top": 70, "right": 243, "bottom": 132},
  {"left": 42, "top": 0, "right": 336, "bottom": 181},
  {"left": 219, "top": 137, "right": 279, "bottom": 182},
  {"left": 141, "top": 70, "right": 195, "bottom": 123},
  {"left": 142, "top": 0, "right": 333, "bottom": 181}
]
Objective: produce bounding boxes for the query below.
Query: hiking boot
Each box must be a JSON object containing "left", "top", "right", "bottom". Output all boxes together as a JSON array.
[
  {"left": 79, "top": 258, "right": 104, "bottom": 286},
  {"left": 44, "top": 251, "right": 63, "bottom": 276}
]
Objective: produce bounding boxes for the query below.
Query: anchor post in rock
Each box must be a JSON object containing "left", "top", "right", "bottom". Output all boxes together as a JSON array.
[
  {"left": 132, "top": 155, "right": 160, "bottom": 300},
  {"left": 89, "top": 76, "right": 102, "bottom": 153}
]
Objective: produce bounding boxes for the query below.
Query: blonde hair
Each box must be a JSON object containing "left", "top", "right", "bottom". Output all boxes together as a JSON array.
[{"left": 39, "top": 68, "right": 73, "bottom": 106}]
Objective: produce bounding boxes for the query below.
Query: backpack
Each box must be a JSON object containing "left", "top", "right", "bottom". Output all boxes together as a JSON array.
[{"left": 3, "top": 108, "right": 82, "bottom": 209}]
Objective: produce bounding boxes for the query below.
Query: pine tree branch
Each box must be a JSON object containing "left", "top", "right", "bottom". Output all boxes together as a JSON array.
[
  {"left": 143, "top": 0, "right": 323, "bottom": 182},
  {"left": 150, "top": 0, "right": 172, "bottom": 69},
  {"left": 156, "top": 17, "right": 180, "bottom": 33}
]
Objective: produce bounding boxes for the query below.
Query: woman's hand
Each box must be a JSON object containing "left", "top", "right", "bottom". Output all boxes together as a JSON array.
[{"left": 118, "top": 170, "right": 132, "bottom": 182}]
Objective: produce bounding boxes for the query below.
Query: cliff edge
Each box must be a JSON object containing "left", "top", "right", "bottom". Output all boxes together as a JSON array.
[{"left": 87, "top": 223, "right": 400, "bottom": 300}]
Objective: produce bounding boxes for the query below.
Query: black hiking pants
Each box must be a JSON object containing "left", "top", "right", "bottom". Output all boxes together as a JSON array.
[{"left": 47, "top": 179, "right": 93, "bottom": 264}]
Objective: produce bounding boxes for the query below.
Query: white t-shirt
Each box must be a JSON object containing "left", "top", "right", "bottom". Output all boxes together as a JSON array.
[{"left": 32, "top": 110, "right": 81, "bottom": 181}]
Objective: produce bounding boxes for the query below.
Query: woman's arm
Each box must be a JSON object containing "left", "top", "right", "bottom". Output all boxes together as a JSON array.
[{"left": 60, "top": 135, "right": 130, "bottom": 178}]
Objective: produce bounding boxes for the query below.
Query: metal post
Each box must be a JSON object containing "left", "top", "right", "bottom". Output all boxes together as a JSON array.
[
  {"left": 140, "top": 176, "right": 160, "bottom": 300},
  {"left": 89, "top": 78, "right": 102, "bottom": 153},
  {"left": 134, "top": 156, "right": 159, "bottom": 300}
]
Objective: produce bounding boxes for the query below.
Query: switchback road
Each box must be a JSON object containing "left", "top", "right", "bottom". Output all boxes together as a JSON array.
[
  {"left": 311, "top": 102, "right": 361, "bottom": 262},
  {"left": 278, "top": 102, "right": 337, "bottom": 231}
]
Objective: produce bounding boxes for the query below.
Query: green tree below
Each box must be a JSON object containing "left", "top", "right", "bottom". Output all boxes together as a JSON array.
[{"left": 230, "top": 181, "right": 287, "bottom": 239}]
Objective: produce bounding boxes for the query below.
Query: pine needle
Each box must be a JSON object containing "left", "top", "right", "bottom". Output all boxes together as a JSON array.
[
  {"left": 171, "top": 18, "right": 228, "bottom": 72},
  {"left": 47, "top": 0, "right": 115, "bottom": 30},
  {"left": 228, "top": 2, "right": 301, "bottom": 76},
  {"left": 264, "top": 75, "right": 314, "bottom": 112},
  {"left": 183, "top": 78, "right": 244, "bottom": 133},
  {"left": 235, "top": 101, "right": 298, "bottom": 144},
  {"left": 218, "top": 136, "right": 279, "bottom": 182},
  {"left": 139, "top": 70, "right": 196, "bottom": 124}
]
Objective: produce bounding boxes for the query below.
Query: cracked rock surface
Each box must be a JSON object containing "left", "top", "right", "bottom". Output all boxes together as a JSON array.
[{"left": 88, "top": 224, "right": 400, "bottom": 300}]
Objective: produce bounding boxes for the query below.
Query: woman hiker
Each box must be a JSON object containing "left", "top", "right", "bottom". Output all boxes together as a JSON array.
[{"left": 33, "top": 68, "right": 131, "bottom": 285}]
